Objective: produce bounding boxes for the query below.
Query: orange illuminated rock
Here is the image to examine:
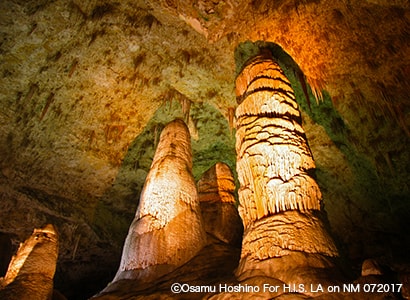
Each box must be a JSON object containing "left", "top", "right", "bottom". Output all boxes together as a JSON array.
[
  {"left": 0, "top": 224, "right": 59, "bottom": 300},
  {"left": 236, "top": 50, "right": 321, "bottom": 226},
  {"left": 111, "top": 119, "right": 206, "bottom": 283},
  {"left": 235, "top": 50, "right": 340, "bottom": 290},
  {"left": 198, "top": 162, "right": 243, "bottom": 245}
]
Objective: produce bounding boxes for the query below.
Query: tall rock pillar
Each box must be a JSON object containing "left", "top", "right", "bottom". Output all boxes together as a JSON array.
[
  {"left": 112, "top": 119, "right": 206, "bottom": 283},
  {"left": 0, "top": 224, "right": 59, "bottom": 300},
  {"left": 235, "top": 50, "right": 340, "bottom": 287},
  {"left": 197, "top": 162, "right": 243, "bottom": 246}
]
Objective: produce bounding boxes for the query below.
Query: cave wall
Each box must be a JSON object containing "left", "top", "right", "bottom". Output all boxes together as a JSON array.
[{"left": 0, "top": 0, "right": 409, "bottom": 297}]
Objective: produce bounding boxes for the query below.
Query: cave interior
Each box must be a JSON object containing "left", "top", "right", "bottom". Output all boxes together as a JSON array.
[{"left": 0, "top": 0, "right": 409, "bottom": 299}]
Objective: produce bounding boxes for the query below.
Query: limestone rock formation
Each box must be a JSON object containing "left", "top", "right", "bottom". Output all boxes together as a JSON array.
[
  {"left": 0, "top": 224, "right": 58, "bottom": 300},
  {"left": 92, "top": 127, "right": 242, "bottom": 300},
  {"left": 197, "top": 162, "right": 243, "bottom": 245},
  {"left": 0, "top": 0, "right": 409, "bottom": 298},
  {"left": 234, "top": 50, "right": 340, "bottom": 289},
  {"left": 107, "top": 119, "right": 206, "bottom": 284}
]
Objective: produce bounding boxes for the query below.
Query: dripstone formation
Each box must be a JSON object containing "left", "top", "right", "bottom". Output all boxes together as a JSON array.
[
  {"left": 108, "top": 119, "right": 206, "bottom": 284},
  {"left": 197, "top": 162, "right": 243, "bottom": 246},
  {"left": 92, "top": 121, "right": 242, "bottom": 299},
  {"left": 235, "top": 51, "right": 340, "bottom": 290},
  {"left": 90, "top": 56, "right": 405, "bottom": 299},
  {"left": 0, "top": 224, "right": 59, "bottom": 300},
  {"left": 0, "top": 0, "right": 409, "bottom": 298}
]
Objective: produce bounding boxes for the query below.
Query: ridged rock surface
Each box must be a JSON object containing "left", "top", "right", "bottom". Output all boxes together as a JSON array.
[
  {"left": 235, "top": 51, "right": 339, "bottom": 286},
  {"left": 236, "top": 51, "right": 321, "bottom": 223},
  {"left": 92, "top": 160, "right": 241, "bottom": 300},
  {"left": 108, "top": 119, "right": 206, "bottom": 284},
  {"left": 0, "top": 0, "right": 408, "bottom": 298},
  {"left": 198, "top": 162, "right": 243, "bottom": 245}
]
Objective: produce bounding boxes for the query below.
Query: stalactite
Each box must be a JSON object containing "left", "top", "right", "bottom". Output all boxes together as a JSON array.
[
  {"left": 110, "top": 119, "right": 206, "bottom": 283},
  {"left": 39, "top": 92, "right": 54, "bottom": 121},
  {"left": 227, "top": 107, "right": 235, "bottom": 133},
  {"left": 153, "top": 124, "right": 159, "bottom": 149},
  {"left": 307, "top": 77, "right": 325, "bottom": 102},
  {"left": 180, "top": 96, "right": 191, "bottom": 123},
  {"left": 24, "top": 83, "right": 39, "bottom": 102},
  {"left": 68, "top": 58, "right": 79, "bottom": 77},
  {"left": 295, "top": 69, "right": 312, "bottom": 110}
]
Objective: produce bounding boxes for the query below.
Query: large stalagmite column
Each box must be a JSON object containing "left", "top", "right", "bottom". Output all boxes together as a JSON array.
[
  {"left": 0, "top": 224, "right": 59, "bottom": 300},
  {"left": 235, "top": 50, "right": 339, "bottom": 287},
  {"left": 112, "top": 119, "right": 206, "bottom": 283}
]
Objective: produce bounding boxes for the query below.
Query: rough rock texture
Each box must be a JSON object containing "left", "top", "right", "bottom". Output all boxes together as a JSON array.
[
  {"left": 93, "top": 161, "right": 242, "bottom": 299},
  {"left": 236, "top": 51, "right": 322, "bottom": 221},
  {"left": 92, "top": 237, "right": 241, "bottom": 300},
  {"left": 361, "top": 259, "right": 383, "bottom": 277},
  {"left": 198, "top": 162, "right": 243, "bottom": 245},
  {"left": 107, "top": 119, "right": 206, "bottom": 284},
  {"left": 234, "top": 52, "right": 339, "bottom": 287},
  {"left": 0, "top": 0, "right": 409, "bottom": 298},
  {"left": 90, "top": 51, "right": 407, "bottom": 300},
  {"left": 0, "top": 224, "right": 58, "bottom": 300}
]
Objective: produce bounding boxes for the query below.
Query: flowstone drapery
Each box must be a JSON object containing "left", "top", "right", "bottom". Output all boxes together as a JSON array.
[{"left": 235, "top": 50, "right": 340, "bottom": 288}]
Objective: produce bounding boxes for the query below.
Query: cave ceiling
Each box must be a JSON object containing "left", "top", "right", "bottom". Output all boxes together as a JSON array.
[{"left": 0, "top": 0, "right": 409, "bottom": 297}]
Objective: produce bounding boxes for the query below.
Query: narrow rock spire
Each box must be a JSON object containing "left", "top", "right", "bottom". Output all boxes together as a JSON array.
[
  {"left": 112, "top": 119, "right": 206, "bottom": 282},
  {"left": 197, "top": 162, "right": 243, "bottom": 245}
]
